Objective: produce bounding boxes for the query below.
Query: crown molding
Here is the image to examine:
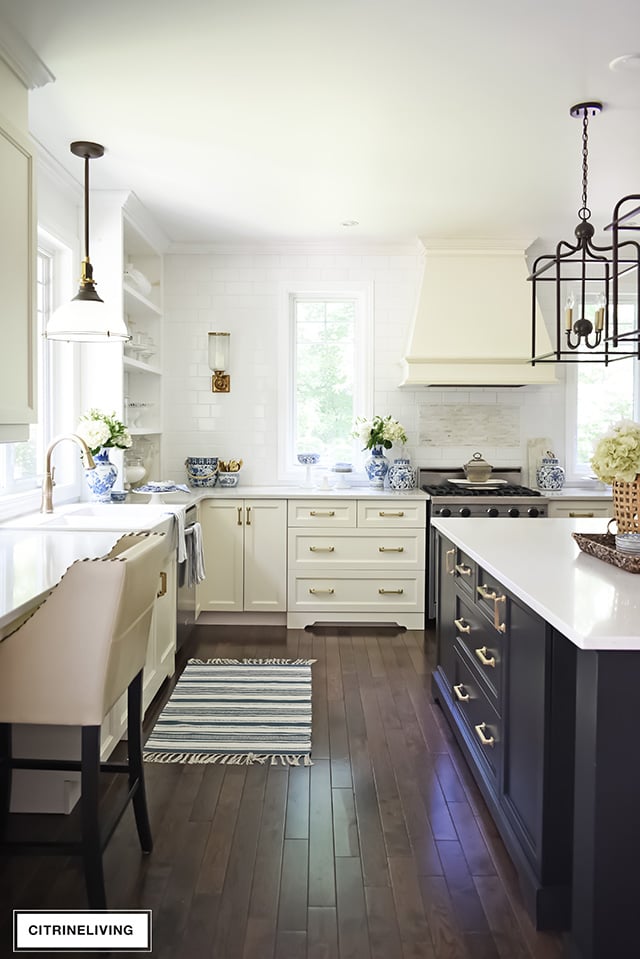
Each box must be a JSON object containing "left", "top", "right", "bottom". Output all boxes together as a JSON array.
[{"left": 0, "top": 17, "right": 54, "bottom": 90}]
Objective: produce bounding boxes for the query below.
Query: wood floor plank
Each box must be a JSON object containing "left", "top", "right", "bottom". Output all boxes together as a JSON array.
[
  {"left": 419, "top": 874, "right": 469, "bottom": 959},
  {"left": 332, "top": 787, "right": 359, "bottom": 858},
  {"left": 448, "top": 802, "right": 496, "bottom": 877},
  {"left": 335, "top": 857, "right": 372, "bottom": 959},
  {"left": 312, "top": 634, "right": 331, "bottom": 760},
  {"left": 249, "top": 764, "right": 289, "bottom": 919},
  {"left": 328, "top": 697, "right": 352, "bottom": 789},
  {"left": 364, "top": 885, "right": 404, "bottom": 959},
  {"left": 437, "top": 840, "right": 491, "bottom": 935},
  {"left": 195, "top": 765, "right": 247, "bottom": 895},
  {"left": 388, "top": 856, "right": 437, "bottom": 959},
  {"left": 308, "top": 906, "right": 339, "bottom": 959},
  {"left": 285, "top": 765, "right": 310, "bottom": 839},
  {"left": 278, "top": 838, "right": 309, "bottom": 932},
  {"left": 243, "top": 916, "right": 277, "bottom": 959},
  {"left": 472, "top": 875, "right": 532, "bottom": 959},
  {"left": 309, "top": 759, "right": 336, "bottom": 906},
  {"left": 275, "top": 929, "right": 307, "bottom": 958}
]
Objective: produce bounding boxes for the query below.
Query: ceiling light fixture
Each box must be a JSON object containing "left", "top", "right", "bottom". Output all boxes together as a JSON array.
[
  {"left": 529, "top": 102, "right": 640, "bottom": 364},
  {"left": 46, "top": 141, "right": 130, "bottom": 342}
]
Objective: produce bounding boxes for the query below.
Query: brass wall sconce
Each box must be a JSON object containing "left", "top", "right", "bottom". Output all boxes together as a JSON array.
[{"left": 208, "top": 331, "right": 231, "bottom": 392}]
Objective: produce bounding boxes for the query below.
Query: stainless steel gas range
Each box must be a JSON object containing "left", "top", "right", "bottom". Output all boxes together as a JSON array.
[{"left": 419, "top": 468, "right": 549, "bottom": 618}]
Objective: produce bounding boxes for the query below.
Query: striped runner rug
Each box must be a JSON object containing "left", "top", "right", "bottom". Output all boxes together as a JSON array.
[{"left": 144, "top": 658, "right": 315, "bottom": 766}]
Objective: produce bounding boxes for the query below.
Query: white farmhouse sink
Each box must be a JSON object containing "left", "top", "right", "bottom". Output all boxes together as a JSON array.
[{"left": 3, "top": 503, "right": 176, "bottom": 532}]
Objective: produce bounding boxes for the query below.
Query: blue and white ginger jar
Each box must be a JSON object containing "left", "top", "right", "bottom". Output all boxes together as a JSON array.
[
  {"left": 85, "top": 448, "right": 118, "bottom": 502},
  {"left": 387, "top": 457, "right": 416, "bottom": 491},
  {"left": 364, "top": 446, "right": 390, "bottom": 489},
  {"left": 536, "top": 451, "right": 565, "bottom": 491}
]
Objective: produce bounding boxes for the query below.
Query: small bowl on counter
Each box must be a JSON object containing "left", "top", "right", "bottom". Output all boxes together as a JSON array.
[{"left": 217, "top": 471, "right": 240, "bottom": 488}]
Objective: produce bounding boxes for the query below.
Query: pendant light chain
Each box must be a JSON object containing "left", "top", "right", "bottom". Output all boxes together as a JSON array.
[{"left": 579, "top": 107, "right": 591, "bottom": 222}]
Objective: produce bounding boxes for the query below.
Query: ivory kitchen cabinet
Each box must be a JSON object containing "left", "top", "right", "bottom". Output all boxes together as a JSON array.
[
  {"left": 546, "top": 498, "right": 612, "bottom": 519},
  {"left": 198, "top": 498, "right": 287, "bottom": 613},
  {"left": 0, "top": 112, "right": 36, "bottom": 442},
  {"left": 287, "top": 497, "right": 426, "bottom": 628}
]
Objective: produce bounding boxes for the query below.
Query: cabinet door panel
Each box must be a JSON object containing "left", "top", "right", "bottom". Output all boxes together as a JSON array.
[
  {"left": 198, "top": 499, "right": 244, "bottom": 611},
  {"left": 436, "top": 533, "right": 457, "bottom": 688},
  {"left": 243, "top": 500, "right": 287, "bottom": 611},
  {"left": 0, "top": 116, "right": 36, "bottom": 429}
]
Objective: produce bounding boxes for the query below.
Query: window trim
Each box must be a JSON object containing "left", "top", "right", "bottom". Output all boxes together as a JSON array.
[{"left": 277, "top": 280, "right": 374, "bottom": 483}]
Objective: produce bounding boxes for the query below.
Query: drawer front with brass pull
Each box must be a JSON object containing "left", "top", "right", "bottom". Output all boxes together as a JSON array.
[
  {"left": 449, "top": 547, "right": 476, "bottom": 599},
  {"left": 477, "top": 567, "right": 509, "bottom": 633},
  {"left": 453, "top": 648, "right": 502, "bottom": 784},
  {"left": 288, "top": 529, "right": 424, "bottom": 569},
  {"left": 287, "top": 500, "right": 356, "bottom": 528},
  {"left": 454, "top": 595, "right": 502, "bottom": 705},
  {"left": 357, "top": 499, "right": 426, "bottom": 528},
  {"left": 288, "top": 570, "right": 424, "bottom": 612}
]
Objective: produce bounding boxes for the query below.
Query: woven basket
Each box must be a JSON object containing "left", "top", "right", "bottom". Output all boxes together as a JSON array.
[{"left": 612, "top": 478, "right": 640, "bottom": 533}]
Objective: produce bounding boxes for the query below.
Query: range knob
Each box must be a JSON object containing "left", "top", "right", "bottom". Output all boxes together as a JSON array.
[
  {"left": 459, "top": 507, "right": 471, "bottom": 517},
  {"left": 508, "top": 507, "right": 520, "bottom": 518},
  {"left": 487, "top": 507, "right": 499, "bottom": 517},
  {"left": 439, "top": 507, "right": 451, "bottom": 517},
  {"left": 528, "top": 507, "right": 540, "bottom": 518}
]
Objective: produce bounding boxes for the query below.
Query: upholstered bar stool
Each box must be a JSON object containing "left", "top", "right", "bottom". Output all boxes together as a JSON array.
[{"left": 0, "top": 531, "right": 167, "bottom": 908}]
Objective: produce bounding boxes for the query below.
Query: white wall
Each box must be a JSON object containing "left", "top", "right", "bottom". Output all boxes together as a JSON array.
[{"left": 162, "top": 244, "right": 567, "bottom": 485}]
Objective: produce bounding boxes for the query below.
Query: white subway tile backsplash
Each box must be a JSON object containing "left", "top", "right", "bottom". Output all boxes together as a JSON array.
[{"left": 162, "top": 250, "right": 565, "bottom": 483}]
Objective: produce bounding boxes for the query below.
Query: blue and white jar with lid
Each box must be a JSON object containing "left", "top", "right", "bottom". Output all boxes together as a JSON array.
[
  {"left": 536, "top": 451, "right": 565, "bottom": 491},
  {"left": 387, "top": 457, "right": 416, "bottom": 491}
]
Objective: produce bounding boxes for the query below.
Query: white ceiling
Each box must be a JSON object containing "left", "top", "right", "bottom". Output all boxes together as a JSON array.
[{"left": 2, "top": 0, "right": 640, "bottom": 246}]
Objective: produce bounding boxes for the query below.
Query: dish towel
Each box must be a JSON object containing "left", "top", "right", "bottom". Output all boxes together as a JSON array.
[
  {"left": 186, "top": 522, "right": 206, "bottom": 587},
  {"left": 162, "top": 505, "right": 187, "bottom": 563}
]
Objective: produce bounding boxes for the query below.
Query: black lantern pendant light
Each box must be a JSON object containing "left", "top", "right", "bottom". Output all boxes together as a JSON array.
[
  {"left": 46, "top": 141, "right": 130, "bottom": 342},
  {"left": 529, "top": 102, "right": 640, "bottom": 365}
]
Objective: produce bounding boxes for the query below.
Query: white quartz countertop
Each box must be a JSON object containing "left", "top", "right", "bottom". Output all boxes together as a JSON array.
[
  {"left": 195, "top": 486, "right": 427, "bottom": 500},
  {"left": 0, "top": 529, "right": 125, "bottom": 634},
  {"left": 431, "top": 517, "right": 640, "bottom": 651}
]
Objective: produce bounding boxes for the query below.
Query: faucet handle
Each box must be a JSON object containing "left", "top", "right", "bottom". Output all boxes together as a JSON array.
[{"left": 51, "top": 465, "right": 56, "bottom": 487}]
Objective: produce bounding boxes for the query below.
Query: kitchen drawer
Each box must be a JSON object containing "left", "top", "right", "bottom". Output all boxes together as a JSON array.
[
  {"left": 288, "top": 528, "right": 425, "bottom": 569},
  {"left": 454, "top": 594, "right": 502, "bottom": 706},
  {"left": 288, "top": 570, "right": 424, "bottom": 613},
  {"left": 476, "top": 569, "right": 508, "bottom": 632},
  {"left": 547, "top": 499, "right": 613, "bottom": 519},
  {"left": 357, "top": 499, "right": 426, "bottom": 528},
  {"left": 453, "top": 647, "right": 502, "bottom": 786},
  {"left": 442, "top": 545, "right": 476, "bottom": 599},
  {"left": 288, "top": 499, "right": 356, "bottom": 528}
]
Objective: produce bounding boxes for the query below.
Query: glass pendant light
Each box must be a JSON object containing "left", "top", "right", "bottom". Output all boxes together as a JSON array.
[{"left": 46, "top": 141, "right": 130, "bottom": 342}]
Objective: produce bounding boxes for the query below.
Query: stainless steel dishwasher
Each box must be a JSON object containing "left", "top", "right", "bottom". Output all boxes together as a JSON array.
[{"left": 176, "top": 504, "right": 199, "bottom": 649}]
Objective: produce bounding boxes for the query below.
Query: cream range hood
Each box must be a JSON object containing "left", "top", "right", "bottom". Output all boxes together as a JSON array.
[{"left": 400, "top": 243, "right": 557, "bottom": 386}]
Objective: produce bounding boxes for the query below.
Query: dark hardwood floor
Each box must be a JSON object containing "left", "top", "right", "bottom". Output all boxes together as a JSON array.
[{"left": 1, "top": 625, "right": 566, "bottom": 958}]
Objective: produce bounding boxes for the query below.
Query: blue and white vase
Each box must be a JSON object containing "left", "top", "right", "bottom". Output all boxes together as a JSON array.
[
  {"left": 536, "top": 452, "right": 565, "bottom": 491},
  {"left": 85, "top": 448, "right": 118, "bottom": 502},
  {"left": 364, "top": 446, "right": 390, "bottom": 489},
  {"left": 387, "top": 457, "right": 416, "bottom": 491}
]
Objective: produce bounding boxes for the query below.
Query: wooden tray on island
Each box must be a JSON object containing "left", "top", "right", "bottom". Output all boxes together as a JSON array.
[{"left": 572, "top": 532, "right": 640, "bottom": 574}]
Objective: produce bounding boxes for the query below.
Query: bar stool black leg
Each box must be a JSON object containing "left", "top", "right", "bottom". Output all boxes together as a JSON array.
[
  {"left": 0, "top": 724, "right": 12, "bottom": 839},
  {"left": 128, "top": 671, "right": 153, "bottom": 853},
  {"left": 81, "top": 725, "right": 106, "bottom": 909}
]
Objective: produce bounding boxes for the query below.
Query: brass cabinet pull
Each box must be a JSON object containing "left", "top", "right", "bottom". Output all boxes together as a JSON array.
[
  {"left": 379, "top": 510, "right": 404, "bottom": 517},
  {"left": 445, "top": 547, "right": 455, "bottom": 576},
  {"left": 309, "top": 545, "right": 335, "bottom": 552},
  {"left": 474, "top": 722, "right": 495, "bottom": 747},
  {"left": 245, "top": 506, "right": 251, "bottom": 525},
  {"left": 477, "top": 583, "right": 498, "bottom": 600},
  {"left": 309, "top": 587, "right": 335, "bottom": 595},
  {"left": 378, "top": 546, "right": 404, "bottom": 552},
  {"left": 156, "top": 570, "right": 167, "bottom": 598},
  {"left": 379, "top": 588, "right": 404, "bottom": 595},
  {"left": 493, "top": 594, "right": 507, "bottom": 634},
  {"left": 569, "top": 511, "right": 595, "bottom": 518},
  {"left": 237, "top": 506, "right": 242, "bottom": 526},
  {"left": 310, "top": 510, "right": 335, "bottom": 517},
  {"left": 475, "top": 646, "right": 496, "bottom": 668},
  {"left": 453, "top": 683, "right": 470, "bottom": 702},
  {"left": 455, "top": 563, "right": 472, "bottom": 577},
  {"left": 454, "top": 617, "right": 471, "bottom": 634}
]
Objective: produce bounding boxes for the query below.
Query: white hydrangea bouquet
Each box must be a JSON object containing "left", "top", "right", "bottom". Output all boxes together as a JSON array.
[
  {"left": 353, "top": 414, "right": 408, "bottom": 450},
  {"left": 77, "top": 408, "right": 132, "bottom": 456},
  {"left": 590, "top": 420, "right": 640, "bottom": 485}
]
